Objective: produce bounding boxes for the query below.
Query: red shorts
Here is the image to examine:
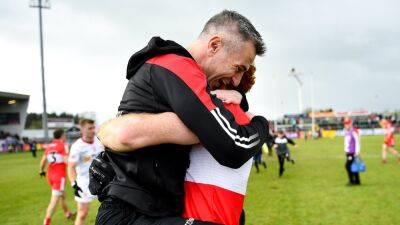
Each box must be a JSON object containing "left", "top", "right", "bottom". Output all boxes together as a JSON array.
[
  {"left": 385, "top": 139, "right": 395, "bottom": 147},
  {"left": 48, "top": 175, "right": 66, "bottom": 193},
  {"left": 385, "top": 143, "right": 395, "bottom": 148}
]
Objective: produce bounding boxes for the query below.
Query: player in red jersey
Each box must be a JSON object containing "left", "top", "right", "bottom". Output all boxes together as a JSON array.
[
  {"left": 39, "top": 129, "right": 75, "bottom": 225},
  {"left": 381, "top": 119, "right": 400, "bottom": 164}
]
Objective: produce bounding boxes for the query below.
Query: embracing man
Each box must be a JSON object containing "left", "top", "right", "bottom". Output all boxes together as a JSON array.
[{"left": 91, "top": 10, "right": 270, "bottom": 225}]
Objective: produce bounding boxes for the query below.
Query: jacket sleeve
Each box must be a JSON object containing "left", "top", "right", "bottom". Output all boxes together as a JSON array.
[
  {"left": 147, "top": 57, "right": 269, "bottom": 168},
  {"left": 285, "top": 136, "right": 296, "bottom": 145},
  {"left": 354, "top": 131, "right": 360, "bottom": 154}
]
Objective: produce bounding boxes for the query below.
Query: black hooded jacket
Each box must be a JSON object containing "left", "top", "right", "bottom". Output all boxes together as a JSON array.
[{"left": 106, "top": 37, "right": 269, "bottom": 217}]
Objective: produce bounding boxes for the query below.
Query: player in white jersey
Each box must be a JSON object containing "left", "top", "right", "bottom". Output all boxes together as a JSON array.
[{"left": 68, "top": 119, "right": 104, "bottom": 225}]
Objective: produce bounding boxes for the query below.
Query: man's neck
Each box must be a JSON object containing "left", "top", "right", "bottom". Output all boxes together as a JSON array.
[
  {"left": 82, "top": 136, "right": 94, "bottom": 144},
  {"left": 186, "top": 43, "right": 200, "bottom": 62},
  {"left": 186, "top": 41, "right": 207, "bottom": 74}
]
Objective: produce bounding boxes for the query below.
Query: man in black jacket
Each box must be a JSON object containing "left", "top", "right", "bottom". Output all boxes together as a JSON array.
[{"left": 92, "top": 10, "right": 270, "bottom": 225}]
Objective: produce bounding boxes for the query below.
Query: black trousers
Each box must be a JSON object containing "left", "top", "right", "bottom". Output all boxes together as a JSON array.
[
  {"left": 31, "top": 149, "right": 36, "bottom": 158},
  {"left": 277, "top": 154, "right": 285, "bottom": 177},
  {"left": 253, "top": 152, "right": 266, "bottom": 173},
  {"left": 345, "top": 153, "right": 360, "bottom": 184},
  {"left": 96, "top": 197, "right": 220, "bottom": 225}
]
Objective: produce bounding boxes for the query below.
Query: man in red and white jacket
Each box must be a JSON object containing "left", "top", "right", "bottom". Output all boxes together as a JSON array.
[{"left": 183, "top": 102, "right": 253, "bottom": 225}]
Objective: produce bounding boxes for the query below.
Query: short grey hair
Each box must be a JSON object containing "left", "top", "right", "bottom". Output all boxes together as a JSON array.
[{"left": 200, "top": 10, "right": 266, "bottom": 56}]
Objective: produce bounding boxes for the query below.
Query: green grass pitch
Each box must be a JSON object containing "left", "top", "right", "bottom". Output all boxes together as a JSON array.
[{"left": 0, "top": 135, "right": 399, "bottom": 225}]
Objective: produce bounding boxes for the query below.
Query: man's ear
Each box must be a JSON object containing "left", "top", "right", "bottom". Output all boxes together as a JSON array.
[{"left": 207, "top": 36, "right": 222, "bottom": 56}]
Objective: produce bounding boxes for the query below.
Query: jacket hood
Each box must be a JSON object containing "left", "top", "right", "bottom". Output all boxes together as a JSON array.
[{"left": 126, "top": 37, "right": 193, "bottom": 79}]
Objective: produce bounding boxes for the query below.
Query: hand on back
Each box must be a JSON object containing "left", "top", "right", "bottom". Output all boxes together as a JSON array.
[{"left": 211, "top": 89, "right": 242, "bottom": 105}]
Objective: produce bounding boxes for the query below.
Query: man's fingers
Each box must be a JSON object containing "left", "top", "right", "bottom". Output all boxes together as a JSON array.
[{"left": 223, "top": 99, "right": 232, "bottom": 104}]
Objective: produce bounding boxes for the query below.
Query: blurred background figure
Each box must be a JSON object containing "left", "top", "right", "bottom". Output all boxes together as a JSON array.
[
  {"left": 273, "top": 130, "right": 297, "bottom": 177},
  {"left": 343, "top": 118, "right": 361, "bottom": 186},
  {"left": 31, "top": 140, "right": 38, "bottom": 157},
  {"left": 253, "top": 143, "right": 267, "bottom": 173},
  {"left": 381, "top": 119, "right": 400, "bottom": 164}
]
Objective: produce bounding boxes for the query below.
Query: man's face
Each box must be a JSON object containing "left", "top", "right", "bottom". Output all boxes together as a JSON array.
[
  {"left": 82, "top": 123, "right": 96, "bottom": 139},
  {"left": 204, "top": 38, "right": 256, "bottom": 89}
]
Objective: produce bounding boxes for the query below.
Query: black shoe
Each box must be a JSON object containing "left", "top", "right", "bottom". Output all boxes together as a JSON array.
[{"left": 291, "top": 159, "right": 295, "bottom": 164}]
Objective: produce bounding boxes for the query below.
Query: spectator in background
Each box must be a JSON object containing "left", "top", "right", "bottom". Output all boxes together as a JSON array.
[
  {"left": 31, "top": 140, "right": 38, "bottom": 158},
  {"left": 14, "top": 134, "right": 22, "bottom": 152},
  {"left": 22, "top": 137, "right": 31, "bottom": 154},
  {"left": 6, "top": 133, "right": 13, "bottom": 153},
  {"left": 381, "top": 119, "right": 400, "bottom": 164},
  {"left": 0, "top": 131, "right": 6, "bottom": 152},
  {"left": 343, "top": 118, "right": 361, "bottom": 186},
  {"left": 273, "top": 130, "right": 297, "bottom": 177},
  {"left": 253, "top": 143, "right": 267, "bottom": 173}
]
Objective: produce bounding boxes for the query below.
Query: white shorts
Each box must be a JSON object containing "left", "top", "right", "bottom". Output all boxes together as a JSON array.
[{"left": 75, "top": 176, "right": 96, "bottom": 203}]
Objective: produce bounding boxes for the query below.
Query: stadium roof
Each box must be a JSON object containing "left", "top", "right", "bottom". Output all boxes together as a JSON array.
[
  {"left": 0, "top": 91, "right": 29, "bottom": 100},
  {"left": 0, "top": 91, "right": 29, "bottom": 105}
]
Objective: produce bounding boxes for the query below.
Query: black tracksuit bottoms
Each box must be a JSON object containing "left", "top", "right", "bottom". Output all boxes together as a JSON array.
[
  {"left": 277, "top": 154, "right": 285, "bottom": 177},
  {"left": 95, "top": 197, "right": 220, "bottom": 225},
  {"left": 345, "top": 153, "right": 361, "bottom": 184}
]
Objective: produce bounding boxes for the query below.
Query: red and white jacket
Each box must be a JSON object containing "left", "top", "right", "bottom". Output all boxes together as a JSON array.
[{"left": 183, "top": 104, "right": 253, "bottom": 225}]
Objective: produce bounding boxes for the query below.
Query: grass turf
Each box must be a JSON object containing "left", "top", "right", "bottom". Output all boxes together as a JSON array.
[
  {"left": 244, "top": 135, "right": 400, "bottom": 225},
  {"left": 0, "top": 151, "right": 100, "bottom": 225},
  {"left": 0, "top": 135, "right": 399, "bottom": 225}
]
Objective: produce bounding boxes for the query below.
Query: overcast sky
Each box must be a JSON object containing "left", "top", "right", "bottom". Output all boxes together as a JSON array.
[{"left": 1, "top": 0, "right": 399, "bottom": 123}]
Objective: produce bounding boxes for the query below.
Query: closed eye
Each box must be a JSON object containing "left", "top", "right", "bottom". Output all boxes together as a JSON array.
[{"left": 235, "top": 65, "right": 248, "bottom": 73}]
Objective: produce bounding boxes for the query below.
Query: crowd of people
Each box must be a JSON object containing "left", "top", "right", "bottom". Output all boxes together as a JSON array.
[
  {"left": 0, "top": 131, "right": 23, "bottom": 153},
  {"left": 0, "top": 130, "right": 41, "bottom": 157},
  {"left": 277, "top": 111, "right": 399, "bottom": 133}
]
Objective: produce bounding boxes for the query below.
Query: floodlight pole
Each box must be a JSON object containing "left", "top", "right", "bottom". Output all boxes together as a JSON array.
[
  {"left": 30, "top": 0, "right": 50, "bottom": 142},
  {"left": 289, "top": 68, "right": 303, "bottom": 113},
  {"left": 311, "top": 74, "right": 316, "bottom": 139},
  {"left": 272, "top": 74, "right": 278, "bottom": 131}
]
